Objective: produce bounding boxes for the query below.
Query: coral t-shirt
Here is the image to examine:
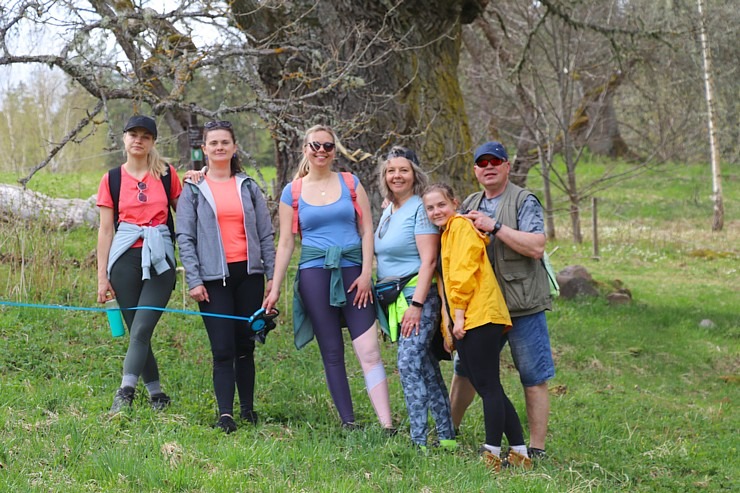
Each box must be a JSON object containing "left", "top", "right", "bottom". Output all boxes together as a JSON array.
[
  {"left": 97, "top": 165, "right": 182, "bottom": 247},
  {"left": 206, "top": 176, "right": 248, "bottom": 263}
]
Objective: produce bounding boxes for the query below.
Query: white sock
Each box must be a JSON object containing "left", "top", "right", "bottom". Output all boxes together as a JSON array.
[
  {"left": 511, "top": 445, "right": 529, "bottom": 457},
  {"left": 483, "top": 444, "right": 501, "bottom": 457}
]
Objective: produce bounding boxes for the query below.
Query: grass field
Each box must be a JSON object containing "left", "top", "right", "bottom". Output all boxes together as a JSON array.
[{"left": 0, "top": 161, "right": 737, "bottom": 492}]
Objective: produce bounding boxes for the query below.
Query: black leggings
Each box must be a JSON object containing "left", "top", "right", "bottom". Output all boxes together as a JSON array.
[
  {"left": 455, "top": 323, "right": 525, "bottom": 447},
  {"left": 199, "top": 262, "right": 264, "bottom": 416}
]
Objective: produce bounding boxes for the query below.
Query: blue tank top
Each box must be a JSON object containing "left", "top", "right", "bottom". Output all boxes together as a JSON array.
[{"left": 280, "top": 174, "right": 362, "bottom": 269}]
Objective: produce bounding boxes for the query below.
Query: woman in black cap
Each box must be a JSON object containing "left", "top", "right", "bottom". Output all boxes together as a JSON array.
[{"left": 96, "top": 115, "right": 182, "bottom": 413}]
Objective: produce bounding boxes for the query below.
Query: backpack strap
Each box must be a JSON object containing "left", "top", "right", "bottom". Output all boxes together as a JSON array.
[
  {"left": 340, "top": 171, "right": 363, "bottom": 226},
  {"left": 108, "top": 166, "right": 122, "bottom": 231},
  {"left": 290, "top": 177, "right": 303, "bottom": 235},
  {"left": 161, "top": 165, "right": 176, "bottom": 242}
]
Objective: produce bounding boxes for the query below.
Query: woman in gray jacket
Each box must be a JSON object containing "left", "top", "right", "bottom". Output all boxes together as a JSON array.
[{"left": 176, "top": 120, "right": 275, "bottom": 433}]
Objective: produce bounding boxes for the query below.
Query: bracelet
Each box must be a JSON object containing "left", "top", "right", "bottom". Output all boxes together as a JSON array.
[{"left": 410, "top": 300, "right": 424, "bottom": 308}]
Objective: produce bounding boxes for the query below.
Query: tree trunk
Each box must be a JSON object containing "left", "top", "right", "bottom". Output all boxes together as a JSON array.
[
  {"left": 232, "top": 0, "right": 484, "bottom": 217},
  {"left": 697, "top": 0, "right": 724, "bottom": 231}
]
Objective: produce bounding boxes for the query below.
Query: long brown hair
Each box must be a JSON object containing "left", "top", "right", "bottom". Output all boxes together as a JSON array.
[{"left": 202, "top": 122, "right": 243, "bottom": 176}]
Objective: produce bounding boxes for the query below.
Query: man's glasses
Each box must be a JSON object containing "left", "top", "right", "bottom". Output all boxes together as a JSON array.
[
  {"left": 137, "top": 182, "right": 147, "bottom": 203},
  {"left": 306, "top": 141, "right": 336, "bottom": 152},
  {"left": 475, "top": 158, "right": 506, "bottom": 168},
  {"left": 204, "top": 120, "right": 233, "bottom": 129}
]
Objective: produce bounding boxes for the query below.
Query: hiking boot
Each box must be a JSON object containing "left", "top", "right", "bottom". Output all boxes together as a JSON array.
[
  {"left": 240, "top": 409, "right": 258, "bottom": 424},
  {"left": 482, "top": 450, "right": 502, "bottom": 473},
  {"left": 215, "top": 415, "right": 237, "bottom": 434},
  {"left": 110, "top": 386, "right": 135, "bottom": 414},
  {"left": 149, "top": 392, "right": 171, "bottom": 411},
  {"left": 502, "top": 450, "right": 533, "bottom": 470}
]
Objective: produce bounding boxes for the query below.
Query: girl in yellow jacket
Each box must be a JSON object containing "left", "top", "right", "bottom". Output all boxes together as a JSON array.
[{"left": 423, "top": 183, "right": 531, "bottom": 472}]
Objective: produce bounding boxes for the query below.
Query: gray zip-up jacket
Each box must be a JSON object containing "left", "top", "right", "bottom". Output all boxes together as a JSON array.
[{"left": 176, "top": 173, "right": 275, "bottom": 290}]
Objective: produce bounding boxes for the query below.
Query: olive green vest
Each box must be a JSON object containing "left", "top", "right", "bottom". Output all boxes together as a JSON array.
[{"left": 462, "top": 182, "right": 551, "bottom": 317}]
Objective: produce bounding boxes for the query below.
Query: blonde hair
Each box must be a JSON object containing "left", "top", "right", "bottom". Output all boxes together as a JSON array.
[
  {"left": 146, "top": 146, "right": 168, "bottom": 179},
  {"left": 422, "top": 182, "right": 458, "bottom": 204},
  {"left": 294, "top": 124, "right": 341, "bottom": 179},
  {"left": 378, "top": 146, "right": 429, "bottom": 202}
]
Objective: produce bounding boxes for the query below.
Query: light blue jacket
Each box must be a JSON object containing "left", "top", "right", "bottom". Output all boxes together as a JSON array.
[
  {"left": 107, "top": 222, "right": 174, "bottom": 279},
  {"left": 176, "top": 173, "right": 275, "bottom": 290}
]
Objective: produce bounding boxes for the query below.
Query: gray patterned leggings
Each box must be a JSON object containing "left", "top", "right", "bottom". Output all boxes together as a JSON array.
[{"left": 397, "top": 287, "right": 455, "bottom": 446}]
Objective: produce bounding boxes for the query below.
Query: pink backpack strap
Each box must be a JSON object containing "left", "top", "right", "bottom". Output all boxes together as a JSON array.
[
  {"left": 340, "top": 172, "right": 363, "bottom": 225},
  {"left": 291, "top": 178, "right": 303, "bottom": 235}
]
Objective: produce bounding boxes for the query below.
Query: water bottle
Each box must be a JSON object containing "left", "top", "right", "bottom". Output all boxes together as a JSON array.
[{"left": 105, "top": 298, "right": 125, "bottom": 338}]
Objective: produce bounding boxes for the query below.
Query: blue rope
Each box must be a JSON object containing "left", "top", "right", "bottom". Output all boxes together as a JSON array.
[{"left": 0, "top": 299, "right": 251, "bottom": 322}]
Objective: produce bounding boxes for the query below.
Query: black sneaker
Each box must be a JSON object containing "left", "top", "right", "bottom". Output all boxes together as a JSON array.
[
  {"left": 215, "top": 415, "right": 237, "bottom": 434},
  {"left": 240, "top": 409, "right": 258, "bottom": 424},
  {"left": 149, "top": 392, "right": 171, "bottom": 411},
  {"left": 110, "top": 386, "right": 135, "bottom": 414},
  {"left": 342, "top": 421, "right": 360, "bottom": 431},
  {"left": 527, "top": 447, "right": 547, "bottom": 460}
]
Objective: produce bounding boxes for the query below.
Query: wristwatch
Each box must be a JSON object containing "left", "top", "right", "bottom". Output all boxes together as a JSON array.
[
  {"left": 489, "top": 221, "right": 502, "bottom": 236},
  {"left": 410, "top": 300, "right": 424, "bottom": 308}
]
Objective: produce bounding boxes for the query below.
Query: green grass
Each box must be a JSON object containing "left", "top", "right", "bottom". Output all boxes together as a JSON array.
[{"left": 1, "top": 162, "right": 738, "bottom": 492}]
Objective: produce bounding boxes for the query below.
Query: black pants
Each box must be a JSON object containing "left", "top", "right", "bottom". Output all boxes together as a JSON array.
[
  {"left": 199, "top": 262, "right": 264, "bottom": 416},
  {"left": 455, "top": 323, "right": 525, "bottom": 447}
]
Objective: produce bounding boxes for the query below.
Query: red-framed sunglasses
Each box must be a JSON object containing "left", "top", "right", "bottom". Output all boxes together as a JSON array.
[{"left": 475, "top": 157, "right": 507, "bottom": 168}]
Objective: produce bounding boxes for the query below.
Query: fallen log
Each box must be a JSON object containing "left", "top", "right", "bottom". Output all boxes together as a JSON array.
[{"left": 0, "top": 184, "right": 99, "bottom": 229}]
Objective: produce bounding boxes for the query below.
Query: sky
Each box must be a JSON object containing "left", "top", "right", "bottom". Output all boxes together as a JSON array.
[{"left": 0, "top": 0, "right": 220, "bottom": 92}]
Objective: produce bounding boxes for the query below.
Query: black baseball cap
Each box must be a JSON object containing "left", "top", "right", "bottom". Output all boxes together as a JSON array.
[{"left": 123, "top": 115, "right": 158, "bottom": 140}]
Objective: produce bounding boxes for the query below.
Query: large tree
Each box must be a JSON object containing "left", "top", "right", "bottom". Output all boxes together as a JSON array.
[{"left": 1, "top": 0, "right": 486, "bottom": 214}]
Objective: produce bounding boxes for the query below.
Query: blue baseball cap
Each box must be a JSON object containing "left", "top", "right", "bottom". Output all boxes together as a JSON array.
[{"left": 473, "top": 141, "right": 508, "bottom": 162}]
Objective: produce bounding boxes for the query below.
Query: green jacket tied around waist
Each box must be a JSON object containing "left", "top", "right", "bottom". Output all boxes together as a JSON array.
[{"left": 292, "top": 244, "right": 362, "bottom": 350}]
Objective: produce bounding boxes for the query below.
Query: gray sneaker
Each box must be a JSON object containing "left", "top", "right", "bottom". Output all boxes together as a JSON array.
[{"left": 110, "top": 386, "right": 135, "bottom": 414}]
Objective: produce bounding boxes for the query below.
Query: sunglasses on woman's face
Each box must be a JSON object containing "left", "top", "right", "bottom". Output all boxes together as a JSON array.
[
  {"left": 137, "top": 181, "right": 147, "bottom": 203},
  {"left": 306, "top": 141, "right": 336, "bottom": 152},
  {"left": 204, "top": 120, "right": 233, "bottom": 129}
]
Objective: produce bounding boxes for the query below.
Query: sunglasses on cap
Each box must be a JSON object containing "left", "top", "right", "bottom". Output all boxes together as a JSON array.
[
  {"left": 306, "top": 141, "right": 336, "bottom": 152},
  {"left": 204, "top": 120, "right": 233, "bottom": 129},
  {"left": 475, "top": 157, "right": 507, "bottom": 168}
]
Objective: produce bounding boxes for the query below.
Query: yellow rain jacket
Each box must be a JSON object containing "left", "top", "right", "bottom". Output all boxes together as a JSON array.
[{"left": 439, "top": 215, "right": 512, "bottom": 334}]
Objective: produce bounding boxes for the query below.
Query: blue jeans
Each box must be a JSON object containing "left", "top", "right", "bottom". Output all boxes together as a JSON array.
[{"left": 454, "top": 311, "right": 555, "bottom": 387}]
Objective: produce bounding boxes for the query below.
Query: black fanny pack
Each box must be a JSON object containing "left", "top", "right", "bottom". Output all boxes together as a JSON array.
[{"left": 374, "top": 274, "right": 416, "bottom": 309}]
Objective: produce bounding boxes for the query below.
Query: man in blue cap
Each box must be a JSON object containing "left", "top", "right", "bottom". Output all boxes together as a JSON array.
[{"left": 451, "top": 141, "right": 555, "bottom": 460}]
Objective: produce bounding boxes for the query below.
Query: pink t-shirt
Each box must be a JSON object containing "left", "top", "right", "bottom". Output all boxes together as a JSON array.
[
  {"left": 206, "top": 176, "right": 248, "bottom": 263},
  {"left": 97, "top": 164, "right": 182, "bottom": 247}
]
